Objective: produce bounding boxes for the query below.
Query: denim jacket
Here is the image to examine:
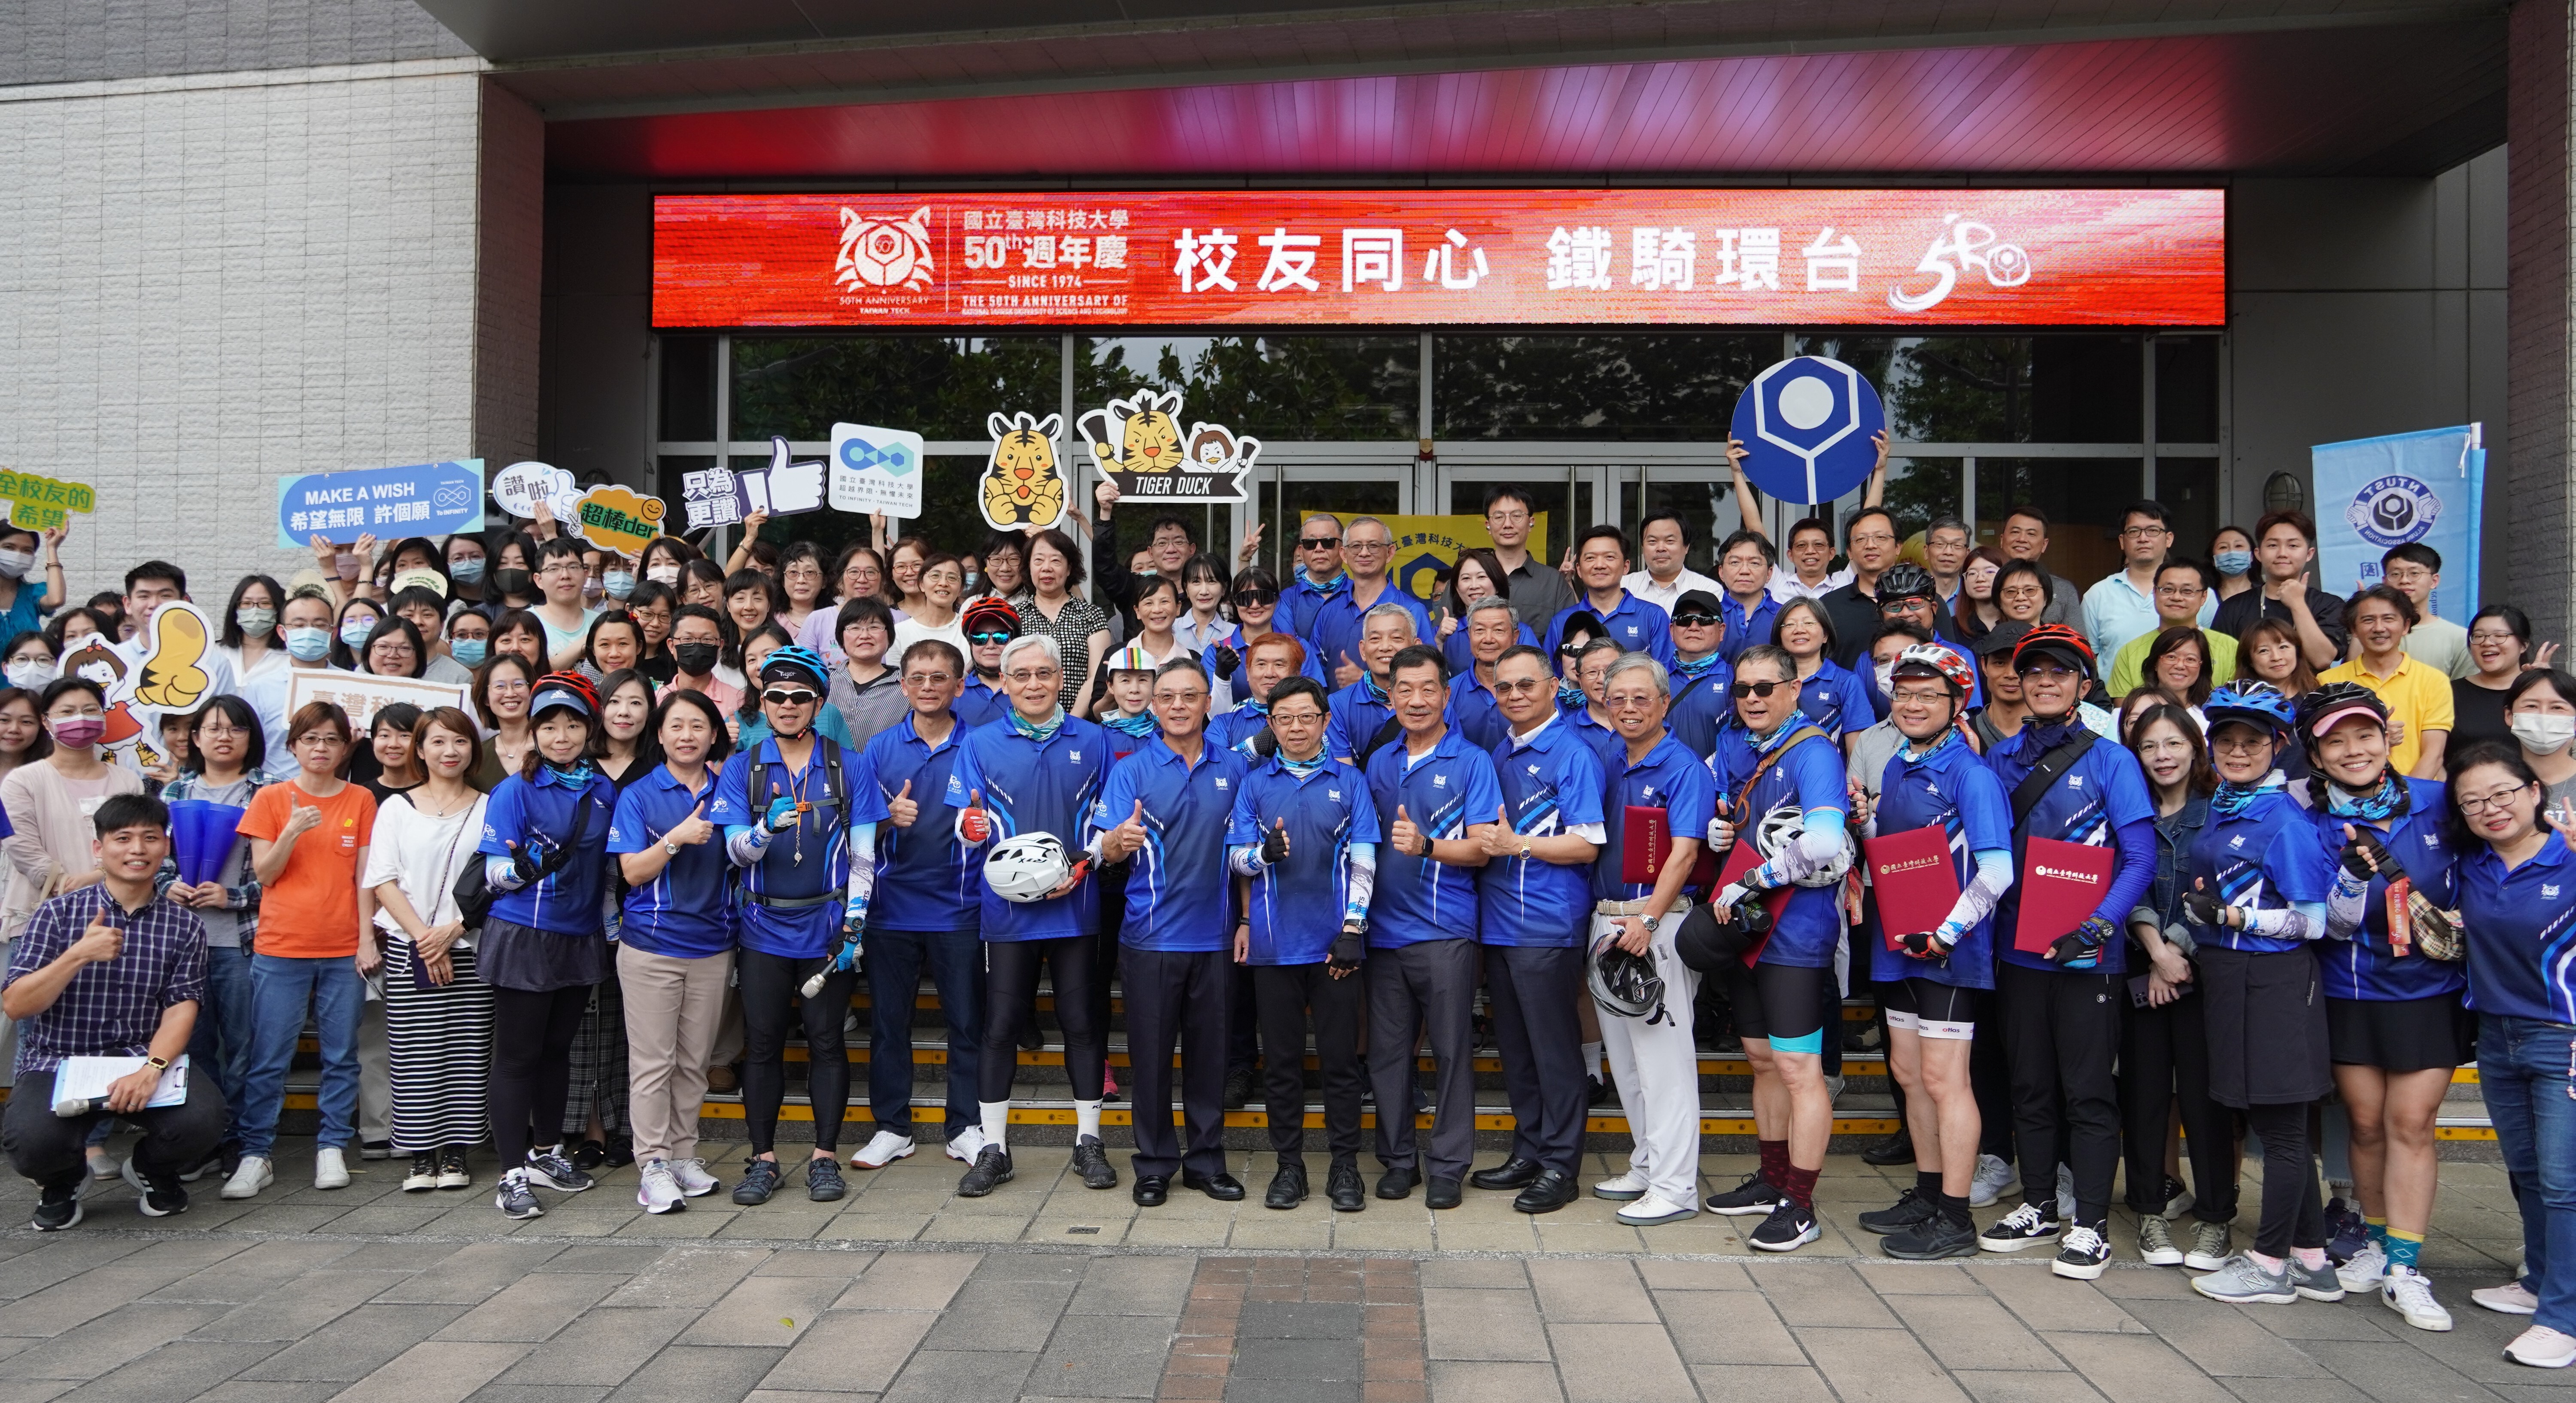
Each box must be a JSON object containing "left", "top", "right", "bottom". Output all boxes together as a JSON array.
[{"left": 2128, "top": 792, "right": 2210, "bottom": 956}]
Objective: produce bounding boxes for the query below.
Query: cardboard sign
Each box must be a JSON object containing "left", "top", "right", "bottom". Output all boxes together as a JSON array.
[
  {"left": 286, "top": 670, "right": 470, "bottom": 734},
  {"left": 829, "top": 422, "right": 926, "bottom": 517},
  {"left": 489, "top": 461, "right": 573, "bottom": 520},
  {"left": 1077, "top": 390, "right": 1257, "bottom": 505},
  {"left": 57, "top": 602, "right": 215, "bottom": 776},
  {"left": 979, "top": 411, "right": 1068, "bottom": 530},
  {"left": 680, "top": 439, "right": 830, "bottom": 533},
  {"left": 275, "top": 460, "right": 484, "bottom": 548},
  {"left": 571, "top": 486, "right": 666, "bottom": 556},
  {"left": 1729, "top": 356, "right": 1885, "bottom": 504},
  {"left": 0, "top": 469, "right": 96, "bottom": 534}
]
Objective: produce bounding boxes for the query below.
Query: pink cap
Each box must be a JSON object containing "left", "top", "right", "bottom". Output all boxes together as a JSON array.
[{"left": 2307, "top": 703, "right": 2383, "bottom": 739}]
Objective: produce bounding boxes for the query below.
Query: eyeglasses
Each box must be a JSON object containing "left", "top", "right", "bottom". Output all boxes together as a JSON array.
[
  {"left": 760, "top": 688, "right": 819, "bottom": 707},
  {"left": 1270, "top": 708, "right": 1323, "bottom": 724},
  {"left": 1493, "top": 678, "right": 1550, "bottom": 695},
  {"left": 1670, "top": 613, "right": 1719, "bottom": 629},
  {"left": 1556, "top": 642, "right": 1591, "bottom": 657},
  {"left": 1729, "top": 680, "right": 1788, "bottom": 700},
  {"left": 2459, "top": 782, "right": 2534, "bottom": 816},
  {"left": 1232, "top": 590, "right": 1278, "bottom": 608},
  {"left": 1344, "top": 539, "right": 1390, "bottom": 554},
  {"left": 1003, "top": 668, "right": 1058, "bottom": 683},
  {"left": 2154, "top": 584, "right": 2205, "bottom": 597},
  {"left": 1297, "top": 537, "right": 1341, "bottom": 551},
  {"left": 2119, "top": 525, "right": 2172, "bottom": 540}
]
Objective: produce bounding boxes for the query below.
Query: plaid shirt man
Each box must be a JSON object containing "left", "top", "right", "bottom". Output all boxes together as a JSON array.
[{"left": 3, "top": 886, "right": 207, "bottom": 1076}]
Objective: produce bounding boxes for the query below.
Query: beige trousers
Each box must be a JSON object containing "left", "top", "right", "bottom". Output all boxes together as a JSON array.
[{"left": 618, "top": 944, "right": 734, "bottom": 1165}]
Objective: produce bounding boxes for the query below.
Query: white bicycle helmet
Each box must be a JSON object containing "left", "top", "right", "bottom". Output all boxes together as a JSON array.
[
  {"left": 1753, "top": 802, "right": 1853, "bottom": 889},
  {"left": 985, "top": 832, "right": 1072, "bottom": 903}
]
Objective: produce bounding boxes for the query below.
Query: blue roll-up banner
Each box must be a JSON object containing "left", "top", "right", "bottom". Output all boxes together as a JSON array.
[
  {"left": 276, "top": 460, "right": 486, "bottom": 549},
  {"left": 1728, "top": 356, "right": 1886, "bottom": 505},
  {"left": 2312, "top": 424, "right": 2484, "bottom": 621}
]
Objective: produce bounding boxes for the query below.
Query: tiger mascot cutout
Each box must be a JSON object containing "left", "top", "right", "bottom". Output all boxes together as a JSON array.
[
  {"left": 1077, "top": 390, "right": 1185, "bottom": 476},
  {"left": 981, "top": 411, "right": 1066, "bottom": 529}
]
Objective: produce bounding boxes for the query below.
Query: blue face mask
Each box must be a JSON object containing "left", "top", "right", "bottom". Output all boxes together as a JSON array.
[
  {"left": 450, "top": 638, "right": 488, "bottom": 667},
  {"left": 602, "top": 570, "right": 635, "bottom": 600},
  {"left": 448, "top": 557, "right": 486, "bottom": 586},
  {"left": 340, "top": 618, "right": 375, "bottom": 647},
  {"left": 284, "top": 627, "right": 331, "bottom": 662},
  {"left": 2214, "top": 549, "right": 2252, "bottom": 578}
]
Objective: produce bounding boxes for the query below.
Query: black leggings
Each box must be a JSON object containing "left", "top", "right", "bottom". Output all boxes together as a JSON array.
[
  {"left": 489, "top": 985, "right": 587, "bottom": 1168},
  {"left": 982, "top": 937, "right": 1104, "bottom": 1104},
  {"left": 2119, "top": 988, "right": 2239, "bottom": 1223},
  {"left": 738, "top": 950, "right": 860, "bottom": 1154},
  {"left": 2245, "top": 1099, "right": 2327, "bottom": 1257}
]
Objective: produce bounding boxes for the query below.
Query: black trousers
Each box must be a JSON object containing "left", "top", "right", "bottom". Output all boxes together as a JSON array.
[
  {"left": 1253, "top": 961, "right": 1364, "bottom": 1165},
  {"left": 4, "top": 1064, "right": 227, "bottom": 1186},
  {"left": 1972, "top": 991, "right": 2016, "bottom": 1162},
  {"left": 864, "top": 925, "right": 984, "bottom": 1141},
  {"left": 2246, "top": 1099, "right": 2328, "bottom": 1256},
  {"left": 1366, "top": 939, "right": 1478, "bottom": 1183},
  {"left": 738, "top": 950, "right": 860, "bottom": 1154},
  {"left": 2119, "top": 985, "right": 2239, "bottom": 1223},
  {"left": 1485, "top": 943, "right": 1586, "bottom": 1176},
  {"left": 1998, "top": 962, "right": 2122, "bottom": 1224},
  {"left": 982, "top": 936, "right": 1105, "bottom": 1104},
  {"left": 1122, "top": 946, "right": 1230, "bottom": 1179},
  {"left": 490, "top": 985, "right": 587, "bottom": 1166}
]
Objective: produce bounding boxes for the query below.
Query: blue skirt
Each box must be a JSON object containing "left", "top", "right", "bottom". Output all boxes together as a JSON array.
[{"left": 475, "top": 918, "right": 610, "bottom": 993}]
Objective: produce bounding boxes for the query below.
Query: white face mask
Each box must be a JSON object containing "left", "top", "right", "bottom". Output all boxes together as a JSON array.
[
  {"left": 645, "top": 565, "right": 681, "bottom": 587},
  {"left": 1873, "top": 660, "right": 1897, "bottom": 697},
  {"left": 4, "top": 659, "right": 49, "bottom": 690},
  {"left": 0, "top": 550, "right": 35, "bottom": 581},
  {"left": 2512, "top": 712, "right": 2576, "bottom": 755}
]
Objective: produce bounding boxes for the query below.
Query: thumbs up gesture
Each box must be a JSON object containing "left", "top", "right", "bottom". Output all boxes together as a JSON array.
[
  {"left": 1479, "top": 804, "right": 1522, "bottom": 859},
  {"left": 1104, "top": 800, "right": 1149, "bottom": 861},
  {"left": 667, "top": 801, "right": 714, "bottom": 847},
  {"left": 958, "top": 789, "right": 991, "bottom": 844},
  {"left": 1390, "top": 803, "right": 1423, "bottom": 858},
  {"left": 1260, "top": 817, "right": 1290, "bottom": 865},
  {"left": 887, "top": 779, "right": 919, "bottom": 829}
]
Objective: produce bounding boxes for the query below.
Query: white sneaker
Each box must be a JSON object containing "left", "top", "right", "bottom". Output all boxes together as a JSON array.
[
  {"left": 1593, "top": 1167, "right": 1651, "bottom": 1202},
  {"left": 671, "top": 1158, "right": 720, "bottom": 1197},
  {"left": 851, "top": 1130, "right": 916, "bottom": 1170},
  {"left": 2337, "top": 1239, "right": 2388, "bottom": 1291},
  {"left": 221, "top": 1155, "right": 273, "bottom": 1200},
  {"left": 944, "top": 1128, "right": 987, "bottom": 1163},
  {"left": 1615, "top": 1191, "right": 1698, "bottom": 1226},
  {"left": 2055, "top": 1163, "right": 2076, "bottom": 1222},
  {"left": 85, "top": 1147, "right": 120, "bottom": 1181},
  {"left": 636, "top": 1160, "right": 686, "bottom": 1215},
  {"left": 312, "top": 1147, "right": 350, "bottom": 1190},
  {"left": 2506, "top": 1324, "right": 2576, "bottom": 1369},
  {"left": 2381, "top": 1266, "right": 2454, "bottom": 1332},
  {"left": 1968, "top": 1153, "right": 2016, "bottom": 1208},
  {"left": 2474, "top": 1280, "right": 2542, "bottom": 1316}
]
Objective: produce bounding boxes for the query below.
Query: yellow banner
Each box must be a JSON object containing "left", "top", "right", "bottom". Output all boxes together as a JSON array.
[{"left": 1381, "top": 513, "right": 1549, "bottom": 607}]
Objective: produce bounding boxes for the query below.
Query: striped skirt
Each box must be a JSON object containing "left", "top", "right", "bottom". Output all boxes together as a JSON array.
[{"left": 383, "top": 937, "right": 497, "bottom": 1153}]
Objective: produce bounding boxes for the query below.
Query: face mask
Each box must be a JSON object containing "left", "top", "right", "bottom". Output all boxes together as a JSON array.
[
  {"left": 645, "top": 564, "right": 680, "bottom": 587},
  {"left": 334, "top": 552, "right": 361, "bottom": 581},
  {"left": 284, "top": 627, "right": 331, "bottom": 662},
  {"left": 4, "top": 660, "right": 49, "bottom": 691},
  {"left": 674, "top": 642, "right": 718, "bottom": 676},
  {"left": 48, "top": 717, "right": 103, "bottom": 749},
  {"left": 340, "top": 618, "right": 375, "bottom": 647},
  {"left": 581, "top": 579, "right": 605, "bottom": 606},
  {"left": 449, "top": 557, "right": 486, "bottom": 586},
  {"left": 1874, "top": 660, "right": 1896, "bottom": 696},
  {"left": 492, "top": 568, "right": 533, "bottom": 600},
  {"left": 0, "top": 551, "right": 34, "bottom": 581},
  {"left": 450, "top": 637, "right": 488, "bottom": 668},
  {"left": 2513, "top": 713, "right": 2576, "bottom": 755},
  {"left": 2214, "top": 549, "right": 2252, "bottom": 577},
  {"left": 602, "top": 570, "right": 635, "bottom": 601},
  {"left": 235, "top": 606, "right": 275, "bottom": 638},
  {"left": 964, "top": 572, "right": 982, "bottom": 593}
]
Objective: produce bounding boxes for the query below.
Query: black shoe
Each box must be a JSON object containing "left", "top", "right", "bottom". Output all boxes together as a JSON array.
[
  {"left": 1132, "top": 1175, "right": 1170, "bottom": 1207},
  {"left": 1858, "top": 1187, "right": 1938, "bottom": 1235},
  {"left": 1513, "top": 1169, "right": 1578, "bottom": 1214},
  {"left": 604, "top": 1135, "right": 636, "bottom": 1169},
  {"left": 731, "top": 1156, "right": 783, "bottom": 1206},
  {"left": 122, "top": 1158, "right": 187, "bottom": 1218},
  {"left": 1223, "top": 1066, "right": 1258, "bottom": 1111},
  {"left": 1749, "top": 1199, "right": 1822, "bottom": 1252},
  {"left": 403, "top": 1153, "right": 438, "bottom": 1193},
  {"left": 1185, "top": 1171, "right": 1246, "bottom": 1202},
  {"left": 1265, "top": 1162, "right": 1308, "bottom": 1210},
  {"left": 957, "top": 1145, "right": 1014, "bottom": 1197},
  {"left": 177, "top": 1143, "right": 225, "bottom": 1183},
  {"left": 1586, "top": 1075, "right": 1613, "bottom": 1108},
  {"left": 805, "top": 1156, "right": 846, "bottom": 1202},
  {"left": 1376, "top": 1166, "right": 1419, "bottom": 1200},
  {"left": 1704, "top": 1172, "right": 1783, "bottom": 1216},
  {"left": 1860, "top": 1131, "right": 1916, "bottom": 1167},
  {"left": 1883, "top": 1211, "right": 1981, "bottom": 1260},
  {"left": 359, "top": 1140, "right": 394, "bottom": 1162},
  {"left": 1071, "top": 1135, "right": 1118, "bottom": 1190},
  {"left": 1425, "top": 1177, "right": 1463, "bottom": 1210},
  {"left": 1470, "top": 1156, "right": 1542, "bottom": 1191},
  {"left": 30, "top": 1176, "right": 81, "bottom": 1232},
  {"left": 571, "top": 1138, "right": 608, "bottom": 1171},
  {"left": 1328, "top": 1162, "right": 1366, "bottom": 1212}
]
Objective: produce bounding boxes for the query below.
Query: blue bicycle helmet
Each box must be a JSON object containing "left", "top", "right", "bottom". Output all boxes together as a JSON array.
[
  {"left": 2203, "top": 681, "right": 2297, "bottom": 740},
  {"left": 758, "top": 643, "right": 831, "bottom": 691}
]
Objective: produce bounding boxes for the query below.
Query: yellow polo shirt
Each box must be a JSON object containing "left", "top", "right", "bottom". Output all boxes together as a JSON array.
[{"left": 2320, "top": 653, "right": 2454, "bottom": 774}]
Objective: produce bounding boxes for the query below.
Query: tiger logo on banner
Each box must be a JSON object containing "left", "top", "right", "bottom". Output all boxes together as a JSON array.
[{"left": 981, "top": 411, "right": 1067, "bottom": 530}]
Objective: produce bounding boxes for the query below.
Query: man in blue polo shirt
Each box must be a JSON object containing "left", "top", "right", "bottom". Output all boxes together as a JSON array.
[
  {"left": 1542, "top": 525, "right": 1677, "bottom": 670},
  {"left": 1466, "top": 644, "right": 1606, "bottom": 1214},
  {"left": 843, "top": 639, "right": 987, "bottom": 1175},
  {"left": 1324, "top": 603, "right": 1419, "bottom": 766},
  {"left": 1667, "top": 589, "right": 1736, "bottom": 757},
  {"left": 1227, "top": 675, "right": 1379, "bottom": 1211},
  {"left": 1307, "top": 517, "right": 1434, "bottom": 688},
  {"left": 1091, "top": 659, "right": 1250, "bottom": 1205},
  {"left": 1445, "top": 596, "right": 1518, "bottom": 752},
  {"left": 1282, "top": 513, "right": 1351, "bottom": 641},
  {"left": 1210, "top": 634, "right": 1308, "bottom": 754},
  {"left": 1363, "top": 645, "right": 1504, "bottom": 1208}
]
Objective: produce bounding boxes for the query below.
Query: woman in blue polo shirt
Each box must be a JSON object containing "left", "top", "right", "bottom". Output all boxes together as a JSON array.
[
  {"left": 2297, "top": 681, "right": 2468, "bottom": 1329},
  {"left": 608, "top": 688, "right": 733, "bottom": 1217},
  {"left": 2450, "top": 739, "right": 2576, "bottom": 1368},
  {"left": 1772, "top": 599, "right": 1876, "bottom": 745}
]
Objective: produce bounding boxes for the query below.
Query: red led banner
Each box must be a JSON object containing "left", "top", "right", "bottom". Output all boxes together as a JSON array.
[{"left": 653, "top": 188, "right": 2223, "bottom": 329}]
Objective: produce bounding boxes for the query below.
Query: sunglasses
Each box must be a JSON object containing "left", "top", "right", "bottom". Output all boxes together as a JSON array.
[
  {"left": 1556, "top": 642, "right": 1592, "bottom": 657},
  {"left": 760, "top": 687, "right": 819, "bottom": 706},
  {"left": 1729, "top": 679, "right": 1789, "bottom": 700},
  {"left": 1297, "top": 537, "right": 1341, "bottom": 550},
  {"left": 966, "top": 630, "right": 1015, "bottom": 645},
  {"left": 1232, "top": 590, "right": 1278, "bottom": 608},
  {"left": 1670, "top": 613, "right": 1719, "bottom": 629}
]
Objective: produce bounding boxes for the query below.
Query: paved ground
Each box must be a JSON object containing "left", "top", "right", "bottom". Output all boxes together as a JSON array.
[{"left": 0, "top": 1137, "right": 2557, "bottom": 1403}]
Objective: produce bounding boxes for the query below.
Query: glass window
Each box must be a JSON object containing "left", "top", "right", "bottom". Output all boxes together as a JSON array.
[
  {"left": 725, "top": 455, "right": 1003, "bottom": 566},
  {"left": 1797, "top": 334, "right": 2142, "bottom": 444},
  {"left": 1618, "top": 479, "right": 1738, "bottom": 578},
  {"left": 1876, "top": 457, "right": 1965, "bottom": 546},
  {"left": 1975, "top": 457, "right": 2143, "bottom": 587},
  {"left": 654, "top": 455, "right": 716, "bottom": 517},
  {"left": 659, "top": 337, "right": 718, "bottom": 442},
  {"left": 1078, "top": 336, "right": 1419, "bottom": 438},
  {"left": 1449, "top": 479, "right": 1592, "bottom": 567},
  {"left": 2155, "top": 457, "right": 2223, "bottom": 561},
  {"left": 1263, "top": 479, "right": 1402, "bottom": 581},
  {"left": 2156, "top": 337, "right": 2221, "bottom": 444},
  {"left": 729, "top": 336, "right": 1061, "bottom": 442},
  {"left": 1433, "top": 335, "right": 1773, "bottom": 440}
]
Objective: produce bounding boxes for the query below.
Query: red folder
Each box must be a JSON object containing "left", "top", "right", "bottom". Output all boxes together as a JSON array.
[
  {"left": 2015, "top": 837, "right": 2116, "bottom": 954},
  {"left": 1863, "top": 826, "right": 1961, "bottom": 953},
  {"left": 1716, "top": 840, "right": 1796, "bottom": 968},
  {"left": 1624, "top": 804, "right": 1724, "bottom": 888}
]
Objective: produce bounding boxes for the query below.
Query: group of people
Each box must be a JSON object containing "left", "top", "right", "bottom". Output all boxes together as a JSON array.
[{"left": 0, "top": 450, "right": 2570, "bottom": 1370}]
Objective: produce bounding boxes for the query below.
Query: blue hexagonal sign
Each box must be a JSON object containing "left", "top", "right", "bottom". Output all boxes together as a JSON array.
[{"left": 1728, "top": 356, "right": 1886, "bottom": 505}]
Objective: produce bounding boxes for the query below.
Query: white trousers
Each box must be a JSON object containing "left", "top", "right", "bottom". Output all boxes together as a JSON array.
[{"left": 1591, "top": 909, "right": 1703, "bottom": 1207}]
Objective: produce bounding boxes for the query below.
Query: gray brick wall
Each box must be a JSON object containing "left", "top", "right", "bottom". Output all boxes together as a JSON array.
[
  {"left": 0, "top": 65, "right": 539, "bottom": 595},
  {"left": 2508, "top": 0, "right": 2575, "bottom": 643},
  {"left": 0, "top": 0, "right": 473, "bottom": 87}
]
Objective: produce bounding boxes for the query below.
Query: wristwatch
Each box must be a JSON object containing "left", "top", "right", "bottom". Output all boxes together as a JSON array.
[
  {"left": 663, "top": 838, "right": 682, "bottom": 858},
  {"left": 143, "top": 1055, "right": 170, "bottom": 1071},
  {"left": 1640, "top": 915, "right": 1660, "bottom": 933}
]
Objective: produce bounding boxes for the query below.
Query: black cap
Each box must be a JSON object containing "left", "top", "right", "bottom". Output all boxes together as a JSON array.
[
  {"left": 1672, "top": 590, "right": 1722, "bottom": 618},
  {"left": 1969, "top": 620, "right": 2032, "bottom": 657}
]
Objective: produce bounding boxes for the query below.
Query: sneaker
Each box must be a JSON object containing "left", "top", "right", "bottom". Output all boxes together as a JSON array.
[
  {"left": 434, "top": 1146, "right": 471, "bottom": 1190},
  {"left": 312, "top": 1147, "right": 350, "bottom": 1190},
  {"left": 1615, "top": 1191, "right": 1699, "bottom": 1226},
  {"left": 1071, "top": 1135, "right": 1118, "bottom": 1190},
  {"left": 1748, "top": 1199, "right": 1821, "bottom": 1251},
  {"left": 2288, "top": 1257, "right": 2346, "bottom": 1303},
  {"left": 220, "top": 1155, "right": 273, "bottom": 1200},
  {"left": 806, "top": 1156, "right": 846, "bottom": 1202},
  {"left": 2053, "top": 1223, "right": 2112, "bottom": 1280},
  {"left": 1858, "top": 1187, "right": 1938, "bottom": 1236},
  {"left": 120, "top": 1157, "right": 186, "bottom": 1218},
  {"left": 2337, "top": 1239, "right": 2389, "bottom": 1291},
  {"left": 2324, "top": 1197, "right": 2369, "bottom": 1265},
  {"left": 850, "top": 1130, "right": 916, "bottom": 1170},
  {"left": 2192, "top": 1254, "right": 2295, "bottom": 1305},
  {"left": 524, "top": 1145, "right": 594, "bottom": 1193},
  {"left": 85, "top": 1146, "right": 119, "bottom": 1181},
  {"left": 956, "top": 1144, "right": 1014, "bottom": 1197},
  {"left": 2146, "top": 1174, "right": 2194, "bottom": 1220},
  {"left": 2382, "top": 1266, "right": 2454, "bottom": 1332},
  {"left": 494, "top": 1168, "right": 543, "bottom": 1220},
  {"left": 942, "top": 1129, "right": 986, "bottom": 1164},
  {"left": 1704, "top": 1172, "right": 1783, "bottom": 1216},
  {"left": 1593, "top": 1167, "right": 1649, "bottom": 1202},
  {"left": 671, "top": 1158, "right": 720, "bottom": 1197},
  {"left": 2506, "top": 1324, "right": 2576, "bottom": 1369},
  {"left": 2473, "top": 1280, "right": 2542, "bottom": 1316},
  {"left": 2138, "top": 1214, "right": 2184, "bottom": 1266},
  {"left": 30, "top": 1178, "right": 81, "bottom": 1231},
  {"left": 1979, "top": 1202, "right": 2061, "bottom": 1253},
  {"left": 637, "top": 1160, "right": 686, "bottom": 1215},
  {"left": 1824, "top": 1074, "right": 1847, "bottom": 1105},
  {"left": 1968, "top": 1153, "right": 2016, "bottom": 1209},
  {"left": 1883, "top": 1213, "right": 1981, "bottom": 1260},
  {"left": 176, "top": 1144, "right": 225, "bottom": 1184},
  {"left": 402, "top": 1153, "right": 437, "bottom": 1193},
  {"left": 360, "top": 1140, "right": 393, "bottom": 1162},
  {"left": 2055, "top": 1163, "right": 2076, "bottom": 1222},
  {"left": 731, "top": 1157, "right": 783, "bottom": 1205},
  {"left": 2183, "top": 1220, "right": 2233, "bottom": 1272}
]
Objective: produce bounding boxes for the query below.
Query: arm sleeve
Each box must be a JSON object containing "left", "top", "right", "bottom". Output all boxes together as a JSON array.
[
  {"left": 2092, "top": 816, "right": 2160, "bottom": 927},
  {"left": 1345, "top": 843, "right": 1377, "bottom": 918},
  {"left": 1229, "top": 844, "right": 1265, "bottom": 876},
  {"left": 844, "top": 821, "right": 877, "bottom": 904},
  {"left": 2325, "top": 867, "right": 2370, "bottom": 941},
  {"left": 723, "top": 825, "right": 770, "bottom": 867},
  {"left": 1936, "top": 848, "right": 2016, "bottom": 941},
  {"left": 2243, "top": 898, "right": 2328, "bottom": 942}
]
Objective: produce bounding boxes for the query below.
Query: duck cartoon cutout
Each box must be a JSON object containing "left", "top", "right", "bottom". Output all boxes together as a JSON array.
[
  {"left": 1078, "top": 389, "right": 1256, "bottom": 505},
  {"left": 980, "top": 411, "right": 1067, "bottom": 530},
  {"left": 59, "top": 602, "right": 216, "bottom": 776}
]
